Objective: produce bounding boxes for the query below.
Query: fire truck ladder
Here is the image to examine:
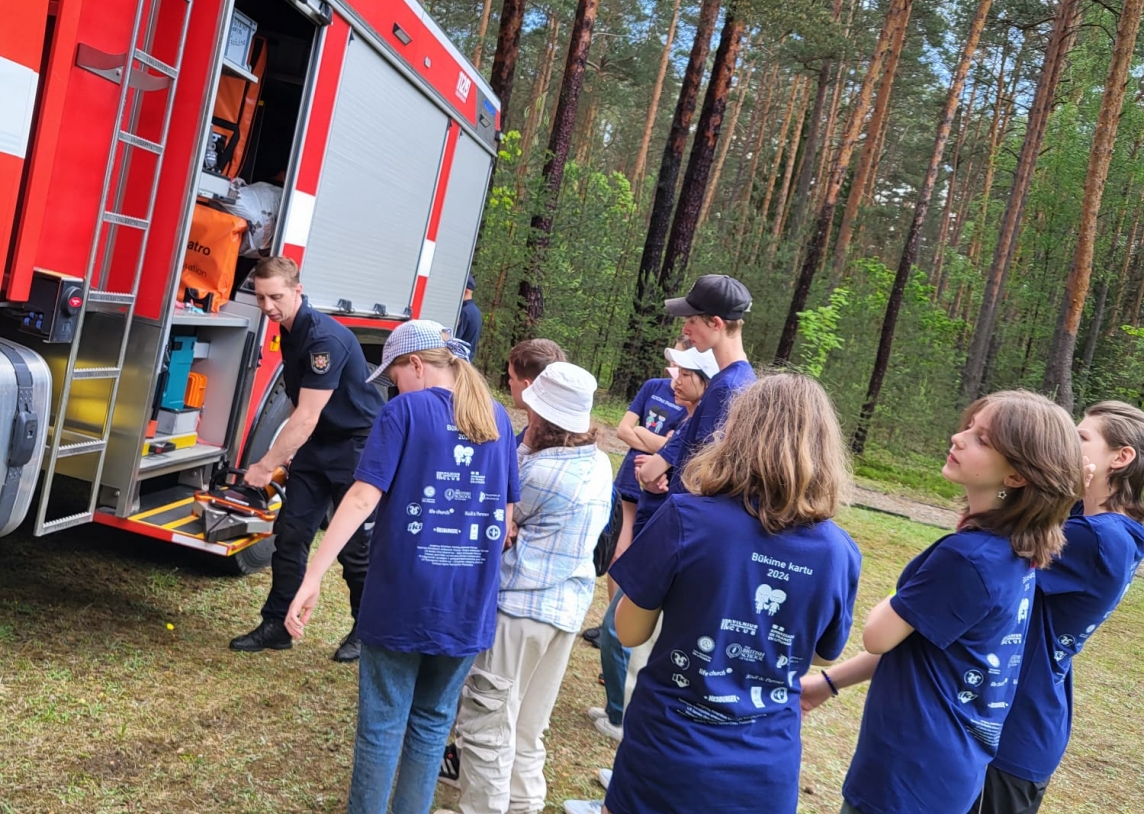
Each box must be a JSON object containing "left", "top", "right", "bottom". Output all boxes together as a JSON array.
[{"left": 35, "top": 0, "right": 193, "bottom": 535}]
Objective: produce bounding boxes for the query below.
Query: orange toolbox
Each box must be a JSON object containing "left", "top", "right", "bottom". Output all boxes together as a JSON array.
[{"left": 185, "top": 372, "right": 207, "bottom": 409}]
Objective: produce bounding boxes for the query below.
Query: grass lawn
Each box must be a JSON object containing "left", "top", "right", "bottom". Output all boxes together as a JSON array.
[{"left": 1, "top": 507, "right": 1143, "bottom": 813}]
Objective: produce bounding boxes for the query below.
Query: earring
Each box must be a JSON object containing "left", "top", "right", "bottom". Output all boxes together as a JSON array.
[{"left": 998, "top": 489, "right": 1007, "bottom": 500}]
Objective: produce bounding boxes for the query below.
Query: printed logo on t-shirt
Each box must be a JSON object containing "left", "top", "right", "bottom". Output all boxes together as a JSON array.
[
  {"left": 453, "top": 445, "right": 475, "bottom": 466},
  {"left": 423, "top": 486, "right": 437, "bottom": 498},
  {"left": 755, "top": 584, "right": 788, "bottom": 616},
  {"left": 1057, "top": 633, "right": 1076, "bottom": 647},
  {"left": 963, "top": 669, "right": 984, "bottom": 688},
  {"left": 445, "top": 488, "right": 473, "bottom": 502},
  {"left": 720, "top": 618, "right": 758, "bottom": 635},
  {"left": 494, "top": 508, "right": 505, "bottom": 521},
  {"left": 671, "top": 650, "right": 690, "bottom": 669},
  {"left": 726, "top": 642, "right": 766, "bottom": 663},
  {"left": 645, "top": 407, "right": 668, "bottom": 434},
  {"left": 770, "top": 687, "right": 788, "bottom": 704},
  {"left": 486, "top": 525, "right": 502, "bottom": 542},
  {"left": 436, "top": 471, "right": 461, "bottom": 481},
  {"left": 751, "top": 687, "right": 766, "bottom": 708},
  {"left": 435, "top": 527, "right": 461, "bottom": 535},
  {"left": 986, "top": 653, "right": 1001, "bottom": 674},
  {"left": 470, "top": 471, "right": 486, "bottom": 485},
  {"left": 407, "top": 503, "right": 422, "bottom": 516},
  {"left": 673, "top": 673, "right": 690, "bottom": 688},
  {"left": 408, "top": 521, "right": 423, "bottom": 534},
  {"left": 1001, "top": 633, "right": 1022, "bottom": 645},
  {"left": 958, "top": 690, "right": 978, "bottom": 704},
  {"left": 697, "top": 636, "right": 716, "bottom": 653},
  {"left": 479, "top": 491, "right": 502, "bottom": 503},
  {"left": 768, "top": 625, "right": 794, "bottom": 645},
  {"left": 1017, "top": 597, "right": 1030, "bottom": 622}
]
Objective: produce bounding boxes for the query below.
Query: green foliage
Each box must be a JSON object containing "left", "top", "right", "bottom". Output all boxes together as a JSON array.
[{"left": 797, "top": 286, "right": 850, "bottom": 378}]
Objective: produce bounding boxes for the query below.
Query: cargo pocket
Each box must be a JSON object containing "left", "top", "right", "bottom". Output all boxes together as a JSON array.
[{"left": 458, "top": 666, "right": 514, "bottom": 757}]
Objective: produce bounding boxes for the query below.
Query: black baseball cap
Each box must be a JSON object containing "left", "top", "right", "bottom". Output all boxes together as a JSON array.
[{"left": 665, "top": 275, "right": 752, "bottom": 320}]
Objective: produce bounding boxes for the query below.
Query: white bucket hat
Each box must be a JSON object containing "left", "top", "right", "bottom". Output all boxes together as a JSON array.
[
  {"left": 521, "top": 361, "right": 596, "bottom": 433},
  {"left": 664, "top": 346, "right": 719, "bottom": 380}
]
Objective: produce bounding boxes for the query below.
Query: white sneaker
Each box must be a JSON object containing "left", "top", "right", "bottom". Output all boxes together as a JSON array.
[
  {"left": 594, "top": 716, "right": 623, "bottom": 742},
  {"left": 597, "top": 768, "right": 612, "bottom": 789},
  {"left": 586, "top": 706, "right": 608, "bottom": 722},
  {"left": 564, "top": 801, "right": 603, "bottom": 814}
]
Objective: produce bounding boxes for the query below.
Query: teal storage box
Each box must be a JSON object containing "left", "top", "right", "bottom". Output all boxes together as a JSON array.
[{"left": 160, "top": 333, "right": 196, "bottom": 410}]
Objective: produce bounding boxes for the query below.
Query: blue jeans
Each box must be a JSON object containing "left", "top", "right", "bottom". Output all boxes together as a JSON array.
[
  {"left": 598, "top": 590, "right": 630, "bottom": 727},
  {"left": 349, "top": 643, "right": 476, "bottom": 814}
]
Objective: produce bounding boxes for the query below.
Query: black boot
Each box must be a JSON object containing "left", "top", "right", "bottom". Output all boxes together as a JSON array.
[
  {"left": 229, "top": 618, "right": 293, "bottom": 652},
  {"left": 333, "top": 623, "right": 360, "bottom": 663}
]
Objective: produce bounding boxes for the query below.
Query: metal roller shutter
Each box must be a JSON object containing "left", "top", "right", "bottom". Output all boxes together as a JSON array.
[
  {"left": 419, "top": 131, "right": 492, "bottom": 328},
  {"left": 301, "top": 34, "right": 448, "bottom": 315}
]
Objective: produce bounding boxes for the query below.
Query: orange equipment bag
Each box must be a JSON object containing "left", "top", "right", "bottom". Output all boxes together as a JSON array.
[
  {"left": 182, "top": 205, "right": 246, "bottom": 312},
  {"left": 210, "top": 35, "right": 268, "bottom": 178}
]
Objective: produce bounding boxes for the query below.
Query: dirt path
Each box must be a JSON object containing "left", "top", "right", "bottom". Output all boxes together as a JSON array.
[{"left": 512, "top": 406, "right": 957, "bottom": 528}]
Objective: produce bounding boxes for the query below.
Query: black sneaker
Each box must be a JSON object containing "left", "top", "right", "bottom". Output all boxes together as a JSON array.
[
  {"left": 438, "top": 742, "right": 460, "bottom": 788},
  {"left": 333, "top": 624, "right": 361, "bottom": 663},
  {"left": 229, "top": 618, "right": 292, "bottom": 652},
  {"left": 581, "top": 626, "right": 602, "bottom": 648}
]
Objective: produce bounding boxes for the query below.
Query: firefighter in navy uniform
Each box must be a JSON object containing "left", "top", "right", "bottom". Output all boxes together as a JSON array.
[{"left": 229, "top": 256, "right": 384, "bottom": 662}]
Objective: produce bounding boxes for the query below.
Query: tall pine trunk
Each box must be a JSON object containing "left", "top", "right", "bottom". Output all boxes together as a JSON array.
[
  {"left": 1042, "top": 0, "right": 1144, "bottom": 411},
  {"left": 832, "top": 3, "right": 912, "bottom": 278},
  {"left": 489, "top": 0, "right": 528, "bottom": 129},
  {"left": 700, "top": 55, "right": 755, "bottom": 229},
  {"left": 850, "top": 0, "right": 993, "bottom": 454},
  {"left": 631, "top": 0, "right": 683, "bottom": 191},
  {"left": 473, "top": 0, "right": 496, "bottom": 70},
  {"left": 516, "top": 14, "right": 561, "bottom": 191},
  {"left": 774, "top": 0, "right": 913, "bottom": 364},
  {"left": 513, "top": 0, "right": 599, "bottom": 339},
  {"left": 613, "top": 0, "right": 721, "bottom": 398},
  {"left": 959, "top": 0, "right": 1078, "bottom": 403},
  {"left": 657, "top": 10, "right": 748, "bottom": 311}
]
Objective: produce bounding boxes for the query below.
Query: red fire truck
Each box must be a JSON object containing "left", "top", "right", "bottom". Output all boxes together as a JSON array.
[{"left": 0, "top": 0, "right": 500, "bottom": 572}]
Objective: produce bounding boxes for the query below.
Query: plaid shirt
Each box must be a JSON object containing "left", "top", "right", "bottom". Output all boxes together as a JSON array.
[{"left": 498, "top": 444, "right": 614, "bottom": 632}]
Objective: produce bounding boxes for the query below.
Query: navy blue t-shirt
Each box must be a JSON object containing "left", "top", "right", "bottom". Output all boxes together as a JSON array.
[
  {"left": 658, "top": 360, "right": 755, "bottom": 493},
  {"left": 614, "top": 378, "right": 687, "bottom": 501},
  {"left": 992, "top": 513, "right": 1144, "bottom": 782},
  {"left": 607, "top": 493, "right": 861, "bottom": 814},
  {"left": 353, "top": 388, "right": 520, "bottom": 656},
  {"left": 455, "top": 299, "right": 483, "bottom": 359},
  {"left": 844, "top": 530, "right": 1035, "bottom": 814},
  {"left": 280, "top": 297, "right": 383, "bottom": 439}
]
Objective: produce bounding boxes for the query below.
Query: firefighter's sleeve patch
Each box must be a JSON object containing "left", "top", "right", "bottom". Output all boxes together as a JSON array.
[{"left": 311, "top": 351, "right": 331, "bottom": 374}]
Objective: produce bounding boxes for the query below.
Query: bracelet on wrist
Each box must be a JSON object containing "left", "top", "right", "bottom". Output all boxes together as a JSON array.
[{"left": 821, "top": 669, "right": 839, "bottom": 696}]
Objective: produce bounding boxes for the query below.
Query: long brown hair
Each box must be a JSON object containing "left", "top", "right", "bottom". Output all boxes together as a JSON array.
[
  {"left": 527, "top": 416, "right": 599, "bottom": 453},
  {"left": 1084, "top": 401, "right": 1144, "bottom": 522},
  {"left": 387, "top": 347, "right": 500, "bottom": 444},
  {"left": 959, "top": 391, "right": 1084, "bottom": 567},
  {"left": 682, "top": 372, "right": 850, "bottom": 534}
]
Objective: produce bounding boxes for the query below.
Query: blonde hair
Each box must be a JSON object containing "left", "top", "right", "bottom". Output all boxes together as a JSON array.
[
  {"left": 959, "top": 390, "right": 1084, "bottom": 567},
  {"left": 1083, "top": 401, "right": 1144, "bottom": 522},
  {"left": 252, "top": 256, "right": 300, "bottom": 286},
  {"left": 388, "top": 347, "right": 500, "bottom": 444},
  {"left": 682, "top": 371, "right": 850, "bottom": 534}
]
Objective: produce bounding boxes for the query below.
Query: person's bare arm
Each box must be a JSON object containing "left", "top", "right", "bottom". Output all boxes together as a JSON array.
[{"left": 246, "top": 388, "right": 333, "bottom": 487}]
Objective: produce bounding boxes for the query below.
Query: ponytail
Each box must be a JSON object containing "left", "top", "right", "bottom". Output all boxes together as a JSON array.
[{"left": 447, "top": 354, "right": 500, "bottom": 444}]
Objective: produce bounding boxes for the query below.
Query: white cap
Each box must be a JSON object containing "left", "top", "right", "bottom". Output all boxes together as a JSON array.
[
  {"left": 521, "top": 361, "right": 596, "bottom": 433},
  {"left": 664, "top": 346, "right": 719, "bottom": 380}
]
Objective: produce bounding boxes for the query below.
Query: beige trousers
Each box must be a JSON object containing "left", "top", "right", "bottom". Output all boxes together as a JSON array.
[{"left": 456, "top": 612, "right": 576, "bottom": 814}]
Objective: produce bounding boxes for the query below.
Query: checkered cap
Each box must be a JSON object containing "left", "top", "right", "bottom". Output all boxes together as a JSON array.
[{"left": 367, "top": 320, "right": 472, "bottom": 387}]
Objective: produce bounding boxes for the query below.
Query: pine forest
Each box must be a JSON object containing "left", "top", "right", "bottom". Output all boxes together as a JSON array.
[{"left": 426, "top": 0, "right": 1144, "bottom": 465}]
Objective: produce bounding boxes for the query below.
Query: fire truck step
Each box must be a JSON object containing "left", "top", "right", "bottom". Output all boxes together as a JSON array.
[
  {"left": 117, "top": 130, "right": 164, "bottom": 154},
  {"left": 133, "top": 49, "right": 177, "bottom": 79},
  {"left": 53, "top": 428, "right": 107, "bottom": 458},
  {"left": 41, "top": 512, "right": 95, "bottom": 533},
  {"left": 102, "top": 211, "right": 150, "bottom": 230},
  {"left": 72, "top": 366, "right": 121, "bottom": 380},
  {"left": 86, "top": 290, "right": 136, "bottom": 305}
]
